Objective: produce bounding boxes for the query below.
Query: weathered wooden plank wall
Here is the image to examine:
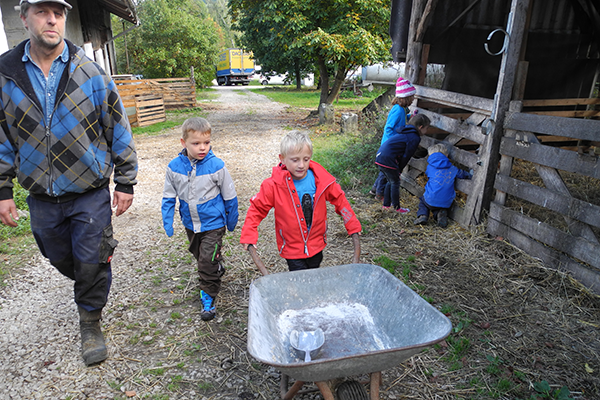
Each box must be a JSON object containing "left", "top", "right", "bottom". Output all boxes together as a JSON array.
[
  {"left": 487, "top": 104, "right": 600, "bottom": 293},
  {"left": 401, "top": 0, "right": 600, "bottom": 294},
  {"left": 404, "top": 87, "right": 600, "bottom": 293}
]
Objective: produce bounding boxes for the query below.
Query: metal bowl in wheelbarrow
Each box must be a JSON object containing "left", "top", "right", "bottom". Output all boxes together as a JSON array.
[{"left": 247, "top": 263, "right": 452, "bottom": 383}]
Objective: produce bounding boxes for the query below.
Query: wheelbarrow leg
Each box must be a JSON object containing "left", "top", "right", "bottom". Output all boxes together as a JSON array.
[
  {"left": 370, "top": 371, "right": 382, "bottom": 400},
  {"left": 315, "top": 381, "right": 336, "bottom": 400},
  {"left": 281, "top": 374, "right": 305, "bottom": 400}
]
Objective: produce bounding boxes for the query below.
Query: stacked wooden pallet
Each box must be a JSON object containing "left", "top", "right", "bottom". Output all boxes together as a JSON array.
[{"left": 114, "top": 77, "right": 196, "bottom": 127}]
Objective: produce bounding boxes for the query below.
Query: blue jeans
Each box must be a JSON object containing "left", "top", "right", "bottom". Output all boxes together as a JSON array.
[
  {"left": 371, "top": 171, "right": 387, "bottom": 196},
  {"left": 27, "top": 187, "right": 115, "bottom": 311},
  {"left": 417, "top": 196, "right": 447, "bottom": 219},
  {"left": 379, "top": 166, "right": 400, "bottom": 209}
]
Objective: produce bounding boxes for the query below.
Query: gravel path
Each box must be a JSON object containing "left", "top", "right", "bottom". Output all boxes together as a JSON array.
[{"left": 0, "top": 86, "right": 294, "bottom": 400}]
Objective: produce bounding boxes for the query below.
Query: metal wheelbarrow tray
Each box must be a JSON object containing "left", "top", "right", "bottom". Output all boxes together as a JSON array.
[{"left": 247, "top": 263, "right": 452, "bottom": 383}]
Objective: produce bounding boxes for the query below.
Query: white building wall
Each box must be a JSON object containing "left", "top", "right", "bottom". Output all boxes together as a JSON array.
[{"left": 0, "top": 0, "right": 83, "bottom": 50}]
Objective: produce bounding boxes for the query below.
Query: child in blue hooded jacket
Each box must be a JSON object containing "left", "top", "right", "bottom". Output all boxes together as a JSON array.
[
  {"left": 414, "top": 144, "right": 472, "bottom": 228},
  {"left": 162, "top": 118, "right": 239, "bottom": 321}
]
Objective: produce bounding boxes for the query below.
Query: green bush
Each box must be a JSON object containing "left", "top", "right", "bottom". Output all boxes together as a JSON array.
[{"left": 312, "top": 114, "right": 386, "bottom": 192}]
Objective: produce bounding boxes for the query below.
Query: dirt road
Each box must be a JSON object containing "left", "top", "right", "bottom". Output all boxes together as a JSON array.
[{"left": 0, "top": 86, "right": 301, "bottom": 400}]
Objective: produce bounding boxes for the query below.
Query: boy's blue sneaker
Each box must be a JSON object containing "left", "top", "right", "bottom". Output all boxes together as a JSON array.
[{"left": 200, "top": 290, "right": 216, "bottom": 321}]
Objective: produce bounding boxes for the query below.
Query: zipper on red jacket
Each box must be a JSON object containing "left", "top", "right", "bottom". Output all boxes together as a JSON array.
[{"left": 285, "top": 173, "right": 335, "bottom": 257}]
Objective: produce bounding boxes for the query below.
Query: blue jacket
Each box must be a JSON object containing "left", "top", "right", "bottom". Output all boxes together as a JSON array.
[
  {"left": 161, "top": 149, "right": 238, "bottom": 236},
  {"left": 0, "top": 40, "right": 137, "bottom": 200},
  {"left": 375, "top": 124, "right": 421, "bottom": 172},
  {"left": 423, "top": 152, "right": 472, "bottom": 208},
  {"left": 381, "top": 104, "right": 409, "bottom": 144}
]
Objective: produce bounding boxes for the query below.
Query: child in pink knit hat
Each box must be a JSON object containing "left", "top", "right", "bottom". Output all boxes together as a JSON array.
[{"left": 369, "top": 77, "right": 417, "bottom": 199}]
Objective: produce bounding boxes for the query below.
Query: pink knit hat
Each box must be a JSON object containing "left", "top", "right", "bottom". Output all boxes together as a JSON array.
[{"left": 395, "top": 77, "right": 416, "bottom": 98}]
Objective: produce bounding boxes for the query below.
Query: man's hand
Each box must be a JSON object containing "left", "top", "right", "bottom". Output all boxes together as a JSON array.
[
  {"left": 112, "top": 191, "right": 134, "bottom": 216},
  {"left": 0, "top": 199, "right": 18, "bottom": 227}
]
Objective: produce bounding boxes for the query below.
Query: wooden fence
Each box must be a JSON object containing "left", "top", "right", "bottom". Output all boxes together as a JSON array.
[
  {"left": 400, "top": 85, "right": 600, "bottom": 294},
  {"left": 115, "top": 77, "right": 196, "bottom": 127}
]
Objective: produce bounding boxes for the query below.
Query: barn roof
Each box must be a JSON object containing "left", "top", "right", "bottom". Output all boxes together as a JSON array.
[{"left": 97, "top": 0, "right": 138, "bottom": 25}]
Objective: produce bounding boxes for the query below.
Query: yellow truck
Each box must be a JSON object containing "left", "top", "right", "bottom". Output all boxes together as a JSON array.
[{"left": 216, "top": 48, "right": 255, "bottom": 86}]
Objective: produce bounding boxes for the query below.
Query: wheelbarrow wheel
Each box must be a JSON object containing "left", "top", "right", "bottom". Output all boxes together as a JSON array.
[{"left": 336, "top": 380, "right": 369, "bottom": 400}]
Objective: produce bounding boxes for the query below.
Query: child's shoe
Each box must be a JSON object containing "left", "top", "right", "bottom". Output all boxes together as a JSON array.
[
  {"left": 375, "top": 194, "right": 384, "bottom": 202},
  {"left": 382, "top": 205, "right": 391, "bottom": 211},
  {"left": 395, "top": 207, "right": 410, "bottom": 214},
  {"left": 200, "top": 290, "right": 216, "bottom": 321},
  {"left": 414, "top": 215, "right": 428, "bottom": 225},
  {"left": 437, "top": 210, "right": 448, "bottom": 228},
  {"left": 368, "top": 189, "right": 377, "bottom": 197}
]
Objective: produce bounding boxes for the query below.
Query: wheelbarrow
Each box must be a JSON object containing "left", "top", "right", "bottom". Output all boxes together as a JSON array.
[{"left": 246, "top": 248, "right": 452, "bottom": 399}]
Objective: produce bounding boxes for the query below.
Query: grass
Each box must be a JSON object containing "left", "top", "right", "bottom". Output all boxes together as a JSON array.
[
  {"left": 131, "top": 107, "right": 207, "bottom": 136},
  {"left": 249, "top": 85, "right": 388, "bottom": 111},
  {"left": 311, "top": 125, "right": 382, "bottom": 191}
]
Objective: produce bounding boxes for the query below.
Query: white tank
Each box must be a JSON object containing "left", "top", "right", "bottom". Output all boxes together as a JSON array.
[{"left": 361, "top": 63, "right": 406, "bottom": 85}]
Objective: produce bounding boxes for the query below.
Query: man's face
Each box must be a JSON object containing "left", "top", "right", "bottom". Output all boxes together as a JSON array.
[
  {"left": 181, "top": 130, "right": 211, "bottom": 161},
  {"left": 21, "top": 3, "right": 66, "bottom": 51},
  {"left": 279, "top": 144, "right": 312, "bottom": 180}
]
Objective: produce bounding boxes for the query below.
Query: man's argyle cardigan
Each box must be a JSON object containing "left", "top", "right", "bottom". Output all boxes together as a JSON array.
[{"left": 0, "top": 39, "right": 137, "bottom": 201}]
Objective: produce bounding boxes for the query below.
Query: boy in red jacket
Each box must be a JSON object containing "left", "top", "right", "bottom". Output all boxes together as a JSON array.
[{"left": 240, "top": 131, "right": 361, "bottom": 271}]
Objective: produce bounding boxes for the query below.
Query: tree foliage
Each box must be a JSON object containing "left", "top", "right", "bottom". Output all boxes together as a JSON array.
[
  {"left": 115, "top": 0, "right": 221, "bottom": 86},
  {"left": 229, "top": 0, "right": 391, "bottom": 104}
]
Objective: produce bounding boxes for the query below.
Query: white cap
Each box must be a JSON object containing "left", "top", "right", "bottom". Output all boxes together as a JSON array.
[{"left": 20, "top": 0, "right": 72, "bottom": 10}]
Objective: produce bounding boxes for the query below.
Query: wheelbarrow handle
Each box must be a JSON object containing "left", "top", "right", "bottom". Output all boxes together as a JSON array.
[
  {"left": 248, "top": 244, "right": 269, "bottom": 276},
  {"left": 351, "top": 233, "right": 361, "bottom": 264}
]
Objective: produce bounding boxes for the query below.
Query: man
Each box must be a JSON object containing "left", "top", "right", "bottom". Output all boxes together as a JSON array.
[{"left": 0, "top": 0, "right": 138, "bottom": 366}]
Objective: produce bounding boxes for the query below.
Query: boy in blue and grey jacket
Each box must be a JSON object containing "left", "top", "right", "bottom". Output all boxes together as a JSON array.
[
  {"left": 414, "top": 144, "right": 472, "bottom": 228},
  {"left": 162, "top": 118, "right": 238, "bottom": 321}
]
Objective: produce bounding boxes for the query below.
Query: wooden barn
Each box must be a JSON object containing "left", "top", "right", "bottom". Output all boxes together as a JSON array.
[
  {"left": 0, "top": 0, "right": 138, "bottom": 75},
  {"left": 385, "top": 0, "right": 600, "bottom": 294}
]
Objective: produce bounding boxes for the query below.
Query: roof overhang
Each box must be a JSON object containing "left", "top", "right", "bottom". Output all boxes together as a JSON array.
[{"left": 97, "top": 0, "right": 138, "bottom": 25}]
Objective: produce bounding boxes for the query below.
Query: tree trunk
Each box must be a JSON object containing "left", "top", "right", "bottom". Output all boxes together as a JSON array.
[
  {"left": 295, "top": 58, "right": 301, "bottom": 89},
  {"left": 325, "top": 65, "right": 348, "bottom": 104},
  {"left": 318, "top": 56, "right": 329, "bottom": 105}
]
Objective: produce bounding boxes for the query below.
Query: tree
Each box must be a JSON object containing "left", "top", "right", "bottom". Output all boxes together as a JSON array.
[
  {"left": 115, "top": 0, "right": 221, "bottom": 86},
  {"left": 204, "top": 0, "right": 241, "bottom": 48},
  {"left": 229, "top": 0, "right": 391, "bottom": 104}
]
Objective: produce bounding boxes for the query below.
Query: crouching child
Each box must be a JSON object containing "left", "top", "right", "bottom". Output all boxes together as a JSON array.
[{"left": 414, "top": 143, "right": 472, "bottom": 228}]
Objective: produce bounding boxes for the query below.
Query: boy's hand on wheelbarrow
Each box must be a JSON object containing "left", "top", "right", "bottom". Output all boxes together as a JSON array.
[
  {"left": 245, "top": 244, "right": 270, "bottom": 276},
  {"left": 351, "top": 233, "right": 361, "bottom": 264}
]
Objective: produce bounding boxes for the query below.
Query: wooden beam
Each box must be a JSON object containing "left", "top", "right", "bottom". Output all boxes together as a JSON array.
[
  {"left": 405, "top": 0, "right": 428, "bottom": 83},
  {"left": 504, "top": 112, "right": 600, "bottom": 140},
  {"left": 416, "top": 108, "right": 487, "bottom": 144},
  {"left": 488, "top": 204, "right": 600, "bottom": 269},
  {"left": 414, "top": 85, "right": 494, "bottom": 115},
  {"left": 469, "top": 0, "right": 531, "bottom": 224},
  {"left": 415, "top": 0, "right": 438, "bottom": 42},
  {"left": 522, "top": 98, "right": 600, "bottom": 106},
  {"left": 500, "top": 137, "right": 600, "bottom": 179},
  {"left": 487, "top": 211, "right": 600, "bottom": 295},
  {"left": 494, "top": 174, "right": 600, "bottom": 229}
]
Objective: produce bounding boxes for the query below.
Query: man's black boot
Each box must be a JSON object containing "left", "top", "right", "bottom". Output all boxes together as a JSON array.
[{"left": 78, "top": 306, "right": 108, "bottom": 366}]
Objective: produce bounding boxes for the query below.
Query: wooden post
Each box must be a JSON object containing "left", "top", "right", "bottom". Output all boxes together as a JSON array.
[
  {"left": 467, "top": 0, "right": 531, "bottom": 224},
  {"left": 405, "top": 0, "right": 437, "bottom": 83}
]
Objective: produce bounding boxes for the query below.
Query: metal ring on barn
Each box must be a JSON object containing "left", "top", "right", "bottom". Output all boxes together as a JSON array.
[{"left": 484, "top": 28, "right": 509, "bottom": 56}]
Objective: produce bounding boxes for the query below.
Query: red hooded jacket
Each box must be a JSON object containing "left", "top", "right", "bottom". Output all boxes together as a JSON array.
[{"left": 240, "top": 160, "right": 361, "bottom": 259}]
